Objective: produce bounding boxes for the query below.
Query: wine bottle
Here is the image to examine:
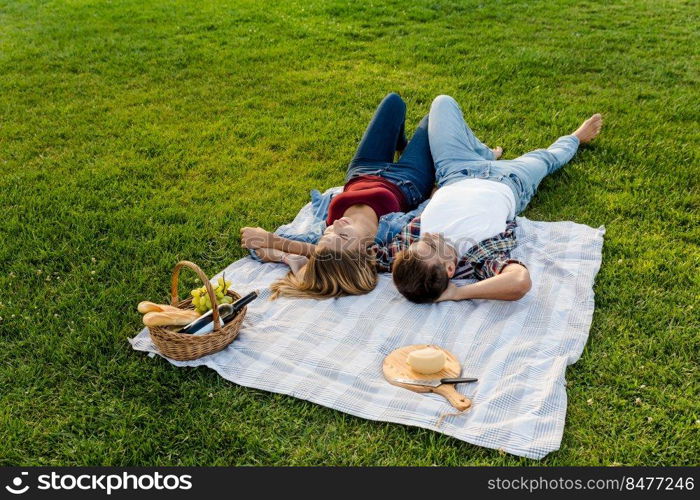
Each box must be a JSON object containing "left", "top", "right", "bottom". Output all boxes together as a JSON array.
[
  {"left": 181, "top": 303, "right": 234, "bottom": 335},
  {"left": 223, "top": 291, "right": 258, "bottom": 324}
]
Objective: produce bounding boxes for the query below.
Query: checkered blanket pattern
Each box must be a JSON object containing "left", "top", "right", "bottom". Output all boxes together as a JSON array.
[{"left": 130, "top": 191, "right": 605, "bottom": 459}]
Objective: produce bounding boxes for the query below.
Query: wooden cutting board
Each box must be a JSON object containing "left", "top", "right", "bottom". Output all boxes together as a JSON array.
[{"left": 382, "top": 344, "right": 472, "bottom": 411}]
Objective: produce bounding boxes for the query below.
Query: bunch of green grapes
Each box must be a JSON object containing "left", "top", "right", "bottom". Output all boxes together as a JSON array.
[{"left": 190, "top": 275, "right": 233, "bottom": 314}]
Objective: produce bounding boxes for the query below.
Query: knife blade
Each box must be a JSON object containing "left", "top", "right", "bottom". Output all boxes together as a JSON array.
[{"left": 394, "top": 377, "right": 478, "bottom": 388}]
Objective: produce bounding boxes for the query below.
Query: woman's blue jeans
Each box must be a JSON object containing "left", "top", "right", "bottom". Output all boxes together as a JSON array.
[
  {"left": 428, "top": 95, "right": 581, "bottom": 214},
  {"left": 345, "top": 93, "right": 436, "bottom": 208}
]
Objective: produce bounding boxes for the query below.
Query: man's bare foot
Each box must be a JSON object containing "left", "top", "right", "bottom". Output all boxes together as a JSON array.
[
  {"left": 573, "top": 114, "right": 603, "bottom": 143},
  {"left": 491, "top": 146, "right": 503, "bottom": 159}
]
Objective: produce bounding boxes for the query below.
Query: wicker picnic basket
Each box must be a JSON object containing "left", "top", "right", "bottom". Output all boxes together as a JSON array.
[{"left": 148, "top": 260, "right": 246, "bottom": 361}]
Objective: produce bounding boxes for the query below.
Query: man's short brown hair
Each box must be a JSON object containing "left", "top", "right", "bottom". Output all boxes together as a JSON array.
[{"left": 392, "top": 249, "right": 449, "bottom": 303}]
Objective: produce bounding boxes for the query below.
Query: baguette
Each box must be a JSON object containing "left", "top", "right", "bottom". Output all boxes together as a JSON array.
[
  {"left": 143, "top": 309, "right": 200, "bottom": 327},
  {"left": 137, "top": 301, "right": 183, "bottom": 314}
]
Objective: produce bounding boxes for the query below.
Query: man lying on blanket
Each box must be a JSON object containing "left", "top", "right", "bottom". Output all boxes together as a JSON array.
[{"left": 385, "top": 95, "right": 602, "bottom": 303}]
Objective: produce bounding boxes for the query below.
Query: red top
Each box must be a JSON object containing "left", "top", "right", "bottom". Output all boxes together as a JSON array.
[{"left": 326, "top": 175, "right": 408, "bottom": 226}]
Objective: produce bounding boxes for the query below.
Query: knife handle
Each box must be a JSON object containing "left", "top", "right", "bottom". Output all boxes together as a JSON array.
[{"left": 441, "top": 377, "right": 478, "bottom": 384}]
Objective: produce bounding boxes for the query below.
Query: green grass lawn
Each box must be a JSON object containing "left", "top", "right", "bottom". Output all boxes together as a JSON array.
[{"left": 1, "top": 0, "right": 698, "bottom": 465}]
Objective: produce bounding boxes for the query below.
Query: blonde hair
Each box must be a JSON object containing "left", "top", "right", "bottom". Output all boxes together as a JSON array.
[{"left": 270, "top": 247, "right": 377, "bottom": 300}]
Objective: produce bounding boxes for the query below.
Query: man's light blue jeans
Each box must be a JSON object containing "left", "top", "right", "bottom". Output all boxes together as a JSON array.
[{"left": 428, "top": 95, "right": 580, "bottom": 214}]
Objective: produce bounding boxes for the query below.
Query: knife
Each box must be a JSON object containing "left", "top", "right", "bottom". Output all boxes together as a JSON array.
[{"left": 394, "top": 377, "right": 478, "bottom": 388}]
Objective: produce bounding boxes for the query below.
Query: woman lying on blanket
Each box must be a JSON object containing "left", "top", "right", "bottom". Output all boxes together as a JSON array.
[{"left": 241, "top": 93, "right": 447, "bottom": 299}]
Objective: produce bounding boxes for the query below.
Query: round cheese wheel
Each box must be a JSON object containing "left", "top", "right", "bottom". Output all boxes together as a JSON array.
[{"left": 407, "top": 347, "right": 446, "bottom": 375}]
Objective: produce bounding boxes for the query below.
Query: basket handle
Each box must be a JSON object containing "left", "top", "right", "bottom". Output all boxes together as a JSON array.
[{"left": 170, "top": 260, "right": 221, "bottom": 329}]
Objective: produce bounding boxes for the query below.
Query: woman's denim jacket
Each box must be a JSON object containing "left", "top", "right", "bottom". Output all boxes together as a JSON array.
[{"left": 248, "top": 187, "right": 429, "bottom": 261}]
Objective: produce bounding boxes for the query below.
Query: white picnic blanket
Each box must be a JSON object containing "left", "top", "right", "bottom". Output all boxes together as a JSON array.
[{"left": 130, "top": 192, "right": 605, "bottom": 459}]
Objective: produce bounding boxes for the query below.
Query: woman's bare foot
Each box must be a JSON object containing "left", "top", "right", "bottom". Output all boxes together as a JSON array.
[
  {"left": 573, "top": 114, "right": 603, "bottom": 143},
  {"left": 491, "top": 146, "right": 503, "bottom": 159}
]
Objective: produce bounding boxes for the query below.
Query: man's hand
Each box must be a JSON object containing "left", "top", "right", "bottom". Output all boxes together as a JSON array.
[
  {"left": 240, "top": 227, "right": 274, "bottom": 249},
  {"left": 436, "top": 264, "right": 531, "bottom": 303},
  {"left": 435, "top": 282, "right": 463, "bottom": 302}
]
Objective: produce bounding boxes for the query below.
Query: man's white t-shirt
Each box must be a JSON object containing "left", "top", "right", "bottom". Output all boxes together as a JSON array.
[{"left": 420, "top": 179, "right": 516, "bottom": 256}]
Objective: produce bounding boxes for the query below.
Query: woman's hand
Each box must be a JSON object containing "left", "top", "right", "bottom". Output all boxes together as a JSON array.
[
  {"left": 240, "top": 227, "right": 274, "bottom": 249},
  {"left": 253, "top": 248, "right": 308, "bottom": 278},
  {"left": 283, "top": 254, "right": 308, "bottom": 277},
  {"left": 253, "top": 247, "right": 285, "bottom": 263}
]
